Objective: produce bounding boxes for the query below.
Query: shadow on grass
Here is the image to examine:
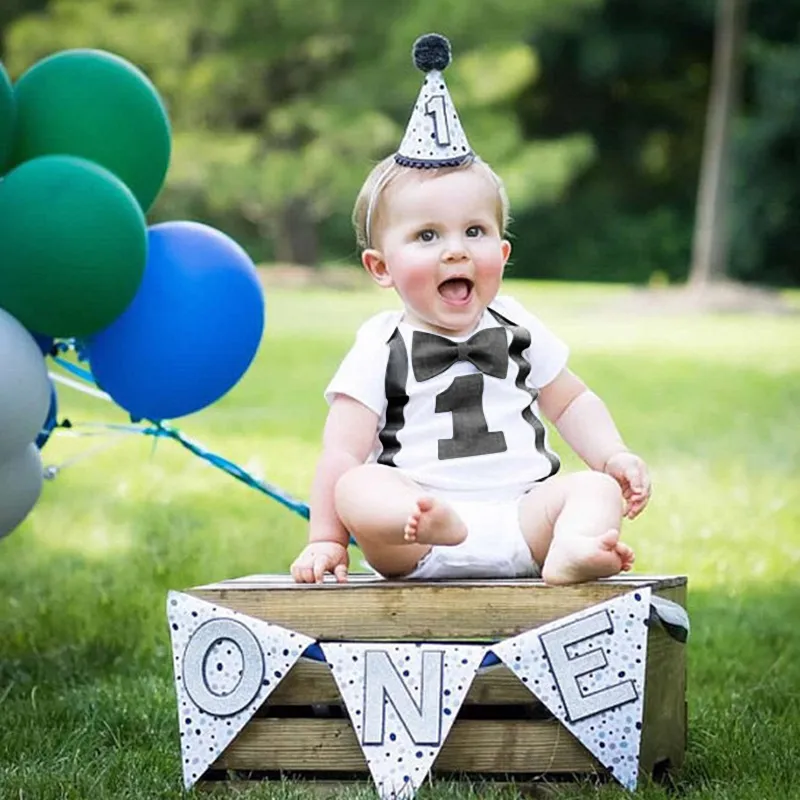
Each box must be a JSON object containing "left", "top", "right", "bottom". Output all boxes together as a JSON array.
[{"left": 0, "top": 493, "right": 305, "bottom": 691}]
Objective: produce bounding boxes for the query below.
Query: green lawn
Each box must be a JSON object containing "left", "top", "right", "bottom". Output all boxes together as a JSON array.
[{"left": 0, "top": 280, "right": 798, "bottom": 799}]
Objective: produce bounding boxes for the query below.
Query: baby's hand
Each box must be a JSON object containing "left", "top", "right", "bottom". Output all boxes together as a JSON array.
[
  {"left": 290, "top": 541, "right": 349, "bottom": 584},
  {"left": 604, "top": 452, "right": 651, "bottom": 520}
]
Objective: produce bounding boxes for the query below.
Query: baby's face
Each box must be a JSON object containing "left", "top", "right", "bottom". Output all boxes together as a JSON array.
[{"left": 372, "top": 167, "right": 510, "bottom": 337}]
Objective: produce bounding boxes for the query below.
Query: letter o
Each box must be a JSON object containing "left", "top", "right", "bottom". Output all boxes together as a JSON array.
[{"left": 182, "top": 618, "right": 264, "bottom": 716}]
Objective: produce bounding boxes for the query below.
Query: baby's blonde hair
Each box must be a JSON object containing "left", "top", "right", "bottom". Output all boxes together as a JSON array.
[{"left": 352, "top": 154, "right": 510, "bottom": 251}]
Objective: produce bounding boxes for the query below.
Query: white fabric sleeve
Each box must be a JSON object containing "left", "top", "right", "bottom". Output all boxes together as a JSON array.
[
  {"left": 492, "top": 295, "right": 569, "bottom": 388},
  {"left": 323, "top": 312, "right": 396, "bottom": 415}
]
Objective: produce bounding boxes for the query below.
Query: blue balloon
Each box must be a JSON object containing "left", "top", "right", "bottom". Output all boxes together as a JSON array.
[{"left": 86, "top": 221, "right": 265, "bottom": 420}]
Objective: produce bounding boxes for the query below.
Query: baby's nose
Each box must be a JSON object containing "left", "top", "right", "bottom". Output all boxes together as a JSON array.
[{"left": 442, "top": 240, "right": 468, "bottom": 261}]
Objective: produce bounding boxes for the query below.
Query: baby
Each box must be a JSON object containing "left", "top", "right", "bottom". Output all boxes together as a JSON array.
[{"left": 291, "top": 34, "right": 650, "bottom": 586}]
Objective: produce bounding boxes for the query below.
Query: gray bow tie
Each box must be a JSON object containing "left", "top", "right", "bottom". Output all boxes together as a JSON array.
[{"left": 411, "top": 327, "right": 508, "bottom": 382}]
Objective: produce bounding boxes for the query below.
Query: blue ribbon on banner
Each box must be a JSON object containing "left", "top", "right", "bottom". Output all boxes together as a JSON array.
[{"left": 302, "top": 641, "right": 501, "bottom": 668}]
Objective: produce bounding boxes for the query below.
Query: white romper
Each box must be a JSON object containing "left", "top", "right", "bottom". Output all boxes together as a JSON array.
[{"left": 325, "top": 295, "right": 570, "bottom": 578}]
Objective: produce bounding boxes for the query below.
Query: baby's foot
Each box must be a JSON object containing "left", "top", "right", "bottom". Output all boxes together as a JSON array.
[
  {"left": 541, "top": 529, "right": 635, "bottom": 586},
  {"left": 404, "top": 496, "right": 467, "bottom": 547}
]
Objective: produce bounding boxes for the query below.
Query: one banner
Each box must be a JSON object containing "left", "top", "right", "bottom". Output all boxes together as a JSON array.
[
  {"left": 492, "top": 587, "right": 652, "bottom": 791},
  {"left": 321, "top": 642, "right": 487, "bottom": 800},
  {"left": 166, "top": 591, "right": 315, "bottom": 789}
]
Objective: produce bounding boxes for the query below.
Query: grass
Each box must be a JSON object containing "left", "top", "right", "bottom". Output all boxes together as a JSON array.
[{"left": 0, "top": 279, "right": 798, "bottom": 799}]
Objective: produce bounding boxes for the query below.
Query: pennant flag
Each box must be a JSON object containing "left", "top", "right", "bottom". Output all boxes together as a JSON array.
[
  {"left": 492, "top": 588, "right": 651, "bottom": 791},
  {"left": 166, "top": 591, "right": 315, "bottom": 789},
  {"left": 321, "top": 642, "right": 487, "bottom": 800}
]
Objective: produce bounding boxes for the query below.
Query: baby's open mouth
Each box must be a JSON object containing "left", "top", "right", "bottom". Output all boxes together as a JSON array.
[{"left": 437, "top": 277, "right": 474, "bottom": 303}]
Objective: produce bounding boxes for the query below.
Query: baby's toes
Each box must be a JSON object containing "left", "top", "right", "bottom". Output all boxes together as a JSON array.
[
  {"left": 616, "top": 544, "right": 635, "bottom": 569},
  {"left": 417, "top": 496, "right": 435, "bottom": 513},
  {"left": 404, "top": 520, "right": 419, "bottom": 542},
  {"left": 616, "top": 542, "right": 633, "bottom": 558}
]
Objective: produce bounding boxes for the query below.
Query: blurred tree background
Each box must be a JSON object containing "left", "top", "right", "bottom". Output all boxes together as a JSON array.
[{"left": 1, "top": 0, "right": 797, "bottom": 286}]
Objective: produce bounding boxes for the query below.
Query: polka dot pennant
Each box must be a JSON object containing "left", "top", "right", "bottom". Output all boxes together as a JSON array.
[
  {"left": 491, "top": 588, "right": 652, "bottom": 792},
  {"left": 166, "top": 590, "right": 315, "bottom": 789},
  {"left": 321, "top": 642, "right": 487, "bottom": 800},
  {"left": 395, "top": 70, "right": 472, "bottom": 168}
]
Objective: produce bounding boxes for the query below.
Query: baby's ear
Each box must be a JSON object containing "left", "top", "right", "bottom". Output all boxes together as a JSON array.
[
  {"left": 501, "top": 239, "right": 512, "bottom": 265},
  {"left": 362, "top": 249, "right": 393, "bottom": 288}
]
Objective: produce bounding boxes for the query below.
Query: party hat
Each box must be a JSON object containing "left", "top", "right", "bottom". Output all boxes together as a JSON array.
[{"left": 395, "top": 34, "right": 472, "bottom": 168}]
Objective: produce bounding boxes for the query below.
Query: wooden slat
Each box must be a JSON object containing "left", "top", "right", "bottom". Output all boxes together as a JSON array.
[
  {"left": 189, "top": 575, "right": 686, "bottom": 640},
  {"left": 268, "top": 659, "right": 541, "bottom": 706},
  {"left": 213, "top": 718, "right": 600, "bottom": 775},
  {"left": 195, "top": 573, "right": 687, "bottom": 590}
]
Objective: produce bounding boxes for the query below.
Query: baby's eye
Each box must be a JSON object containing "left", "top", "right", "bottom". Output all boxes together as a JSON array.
[
  {"left": 466, "top": 225, "right": 484, "bottom": 238},
  {"left": 417, "top": 229, "right": 437, "bottom": 242}
]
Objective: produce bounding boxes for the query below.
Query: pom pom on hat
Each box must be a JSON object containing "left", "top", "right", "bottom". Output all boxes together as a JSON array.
[{"left": 412, "top": 33, "right": 452, "bottom": 72}]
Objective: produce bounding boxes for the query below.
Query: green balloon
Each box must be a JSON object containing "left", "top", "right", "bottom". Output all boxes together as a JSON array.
[
  {"left": 12, "top": 49, "right": 171, "bottom": 212},
  {"left": 0, "top": 155, "right": 147, "bottom": 338},
  {"left": 0, "top": 61, "right": 14, "bottom": 173}
]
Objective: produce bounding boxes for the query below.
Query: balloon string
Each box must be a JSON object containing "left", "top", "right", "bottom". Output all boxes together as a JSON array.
[
  {"left": 47, "top": 347, "right": 311, "bottom": 521},
  {"left": 50, "top": 369, "right": 111, "bottom": 401},
  {"left": 52, "top": 355, "right": 97, "bottom": 386},
  {"left": 140, "top": 422, "right": 310, "bottom": 520},
  {"left": 43, "top": 432, "right": 135, "bottom": 480}
]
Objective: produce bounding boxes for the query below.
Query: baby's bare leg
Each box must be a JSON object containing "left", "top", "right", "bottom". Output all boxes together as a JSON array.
[
  {"left": 518, "top": 472, "right": 632, "bottom": 585},
  {"left": 335, "top": 464, "right": 466, "bottom": 578}
]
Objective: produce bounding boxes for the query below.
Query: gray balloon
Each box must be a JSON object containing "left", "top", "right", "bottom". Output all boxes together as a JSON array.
[
  {"left": 0, "top": 443, "right": 43, "bottom": 539},
  {"left": 0, "top": 307, "right": 50, "bottom": 462}
]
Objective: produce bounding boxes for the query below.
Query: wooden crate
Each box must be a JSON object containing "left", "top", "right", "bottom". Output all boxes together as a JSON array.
[{"left": 187, "top": 573, "right": 687, "bottom": 791}]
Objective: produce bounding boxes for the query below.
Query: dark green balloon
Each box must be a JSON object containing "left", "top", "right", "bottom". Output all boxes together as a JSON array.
[
  {"left": 0, "top": 155, "right": 147, "bottom": 338},
  {"left": 12, "top": 49, "right": 171, "bottom": 212},
  {"left": 0, "top": 62, "right": 14, "bottom": 173}
]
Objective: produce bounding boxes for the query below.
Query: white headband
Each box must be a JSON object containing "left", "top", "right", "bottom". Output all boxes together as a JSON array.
[{"left": 363, "top": 160, "right": 396, "bottom": 249}]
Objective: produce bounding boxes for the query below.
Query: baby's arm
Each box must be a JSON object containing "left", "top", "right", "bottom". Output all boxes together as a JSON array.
[
  {"left": 538, "top": 369, "right": 651, "bottom": 518},
  {"left": 291, "top": 394, "right": 379, "bottom": 584}
]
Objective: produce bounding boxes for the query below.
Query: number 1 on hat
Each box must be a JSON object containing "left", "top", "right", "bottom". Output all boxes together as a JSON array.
[{"left": 425, "top": 95, "right": 451, "bottom": 146}]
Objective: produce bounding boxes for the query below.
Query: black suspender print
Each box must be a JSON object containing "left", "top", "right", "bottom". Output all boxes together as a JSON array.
[
  {"left": 488, "top": 308, "right": 561, "bottom": 478},
  {"left": 377, "top": 328, "right": 409, "bottom": 466}
]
